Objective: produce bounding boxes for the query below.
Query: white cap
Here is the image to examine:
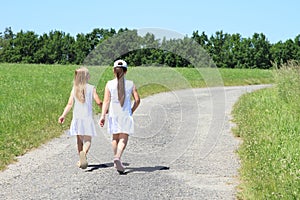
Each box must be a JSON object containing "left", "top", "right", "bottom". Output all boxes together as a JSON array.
[{"left": 114, "top": 59, "right": 127, "bottom": 68}]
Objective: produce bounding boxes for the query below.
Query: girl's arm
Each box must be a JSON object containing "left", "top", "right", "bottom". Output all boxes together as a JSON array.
[
  {"left": 99, "top": 84, "right": 110, "bottom": 127},
  {"left": 58, "top": 91, "right": 74, "bottom": 124},
  {"left": 93, "top": 87, "right": 103, "bottom": 109},
  {"left": 131, "top": 85, "right": 140, "bottom": 114}
]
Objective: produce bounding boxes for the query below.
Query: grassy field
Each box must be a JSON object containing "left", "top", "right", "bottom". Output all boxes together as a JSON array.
[
  {"left": 0, "top": 64, "right": 76, "bottom": 170},
  {"left": 0, "top": 63, "right": 274, "bottom": 171},
  {"left": 232, "top": 62, "right": 300, "bottom": 199}
]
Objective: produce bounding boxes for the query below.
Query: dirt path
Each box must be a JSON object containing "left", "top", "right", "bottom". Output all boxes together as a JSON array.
[{"left": 0, "top": 85, "right": 270, "bottom": 200}]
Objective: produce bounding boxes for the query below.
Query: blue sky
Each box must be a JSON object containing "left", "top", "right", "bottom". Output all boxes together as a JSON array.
[{"left": 1, "top": 0, "right": 299, "bottom": 43}]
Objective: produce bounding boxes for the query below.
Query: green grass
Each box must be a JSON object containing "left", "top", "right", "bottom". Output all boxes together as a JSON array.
[
  {"left": 92, "top": 67, "right": 274, "bottom": 99},
  {"left": 130, "top": 67, "right": 273, "bottom": 97},
  {"left": 219, "top": 68, "right": 274, "bottom": 86},
  {"left": 0, "top": 64, "right": 77, "bottom": 169},
  {"left": 232, "top": 62, "right": 300, "bottom": 199},
  {"left": 0, "top": 63, "right": 274, "bottom": 170}
]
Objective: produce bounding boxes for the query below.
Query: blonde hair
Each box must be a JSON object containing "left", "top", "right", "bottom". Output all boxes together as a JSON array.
[
  {"left": 74, "top": 67, "right": 90, "bottom": 103},
  {"left": 114, "top": 67, "right": 127, "bottom": 107}
]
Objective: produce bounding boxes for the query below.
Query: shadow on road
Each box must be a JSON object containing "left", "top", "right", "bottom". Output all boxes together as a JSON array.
[
  {"left": 85, "top": 163, "right": 169, "bottom": 174},
  {"left": 86, "top": 163, "right": 114, "bottom": 172},
  {"left": 125, "top": 166, "right": 170, "bottom": 174}
]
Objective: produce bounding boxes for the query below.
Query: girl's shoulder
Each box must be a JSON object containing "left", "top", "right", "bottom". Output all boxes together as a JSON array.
[
  {"left": 86, "top": 84, "right": 96, "bottom": 93},
  {"left": 87, "top": 83, "right": 95, "bottom": 89},
  {"left": 107, "top": 79, "right": 116, "bottom": 83},
  {"left": 125, "top": 79, "right": 133, "bottom": 83},
  {"left": 107, "top": 79, "right": 116, "bottom": 85},
  {"left": 125, "top": 80, "right": 134, "bottom": 88},
  {"left": 106, "top": 79, "right": 117, "bottom": 89}
]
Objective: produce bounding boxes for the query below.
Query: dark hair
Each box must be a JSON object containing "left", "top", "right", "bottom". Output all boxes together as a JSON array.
[{"left": 114, "top": 67, "right": 127, "bottom": 107}]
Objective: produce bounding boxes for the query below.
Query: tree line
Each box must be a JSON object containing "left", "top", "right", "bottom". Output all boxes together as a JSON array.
[{"left": 0, "top": 27, "right": 299, "bottom": 68}]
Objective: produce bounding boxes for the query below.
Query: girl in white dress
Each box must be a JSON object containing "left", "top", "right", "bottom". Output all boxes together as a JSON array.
[
  {"left": 58, "top": 67, "right": 102, "bottom": 169},
  {"left": 100, "top": 60, "right": 140, "bottom": 174}
]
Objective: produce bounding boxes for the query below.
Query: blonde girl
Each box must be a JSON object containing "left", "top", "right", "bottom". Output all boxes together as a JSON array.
[
  {"left": 99, "top": 60, "right": 140, "bottom": 174},
  {"left": 58, "top": 67, "right": 102, "bottom": 169}
]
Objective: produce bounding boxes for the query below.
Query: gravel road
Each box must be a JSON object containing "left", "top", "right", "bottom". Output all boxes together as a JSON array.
[{"left": 0, "top": 85, "right": 270, "bottom": 200}]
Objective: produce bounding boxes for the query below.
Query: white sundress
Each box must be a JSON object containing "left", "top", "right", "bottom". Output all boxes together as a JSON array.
[
  {"left": 69, "top": 84, "right": 97, "bottom": 136},
  {"left": 107, "top": 78, "right": 134, "bottom": 135}
]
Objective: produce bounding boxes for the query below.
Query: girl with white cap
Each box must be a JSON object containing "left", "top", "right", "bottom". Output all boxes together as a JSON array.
[{"left": 100, "top": 59, "right": 140, "bottom": 174}]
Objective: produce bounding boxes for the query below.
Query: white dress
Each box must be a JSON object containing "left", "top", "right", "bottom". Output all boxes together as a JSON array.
[
  {"left": 69, "top": 84, "right": 97, "bottom": 136},
  {"left": 107, "top": 78, "right": 134, "bottom": 135}
]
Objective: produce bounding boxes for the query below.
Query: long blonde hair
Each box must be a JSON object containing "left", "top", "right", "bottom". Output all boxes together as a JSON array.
[
  {"left": 114, "top": 67, "right": 127, "bottom": 107},
  {"left": 74, "top": 67, "right": 89, "bottom": 103}
]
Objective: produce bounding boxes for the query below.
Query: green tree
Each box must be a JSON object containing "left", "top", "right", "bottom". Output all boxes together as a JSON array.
[
  {"left": 84, "top": 29, "right": 140, "bottom": 66},
  {"left": 227, "top": 33, "right": 243, "bottom": 68},
  {"left": 0, "top": 27, "right": 15, "bottom": 62},
  {"left": 293, "top": 34, "right": 300, "bottom": 61},
  {"left": 271, "top": 39, "right": 297, "bottom": 65},
  {"left": 35, "top": 30, "right": 76, "bottom": 64},
  {"left": 192, "top": 31, "right": 209, "bottom": 48},
  {"left": 34, "top": 33, "right": 51, "bottom": 63},
  {"left": 208, "top": 31, "right": 230, "bottom": 68},
  {"left": 85, "top": 28, "right": 116, "bottom": 52},
  {"left": 250, "top": 33, "right": 271, "bottom": 69},
  {"left": 44, "top": 30, "right": 65, "bottom": 64},
  {"left": 73, "top": 33, "right": 90, "bottom": 64},
  {"left": 270, "top": 41, "right": 284, "bottom": 65},
  {"left": 60, "top": 33, "right": 75, "bottom": 64},
  {"left": 124, "top": 32, "right": 162, "bottom": 66},
  {"left": 13, "top": 30, "right": 40, "bottom": 63}
]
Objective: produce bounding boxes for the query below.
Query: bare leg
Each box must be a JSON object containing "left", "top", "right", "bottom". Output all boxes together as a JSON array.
[
  {"left": 112, "top": 134, "right": 120, "bottom": 158},
  {"left": 115, "top": 133, "right": 128, "bottom": 159},
  {"left": 76, "top": 135, "right": 90, "bottom": 169},
  {"left": 77, "top": 135, "right": 83, "bottom": 154},
  {"left": 112, "top": 133, "right": 128, "bottom": 173},
  {"left": 83, "top": 135, "right": 91, "bottom": 154}
]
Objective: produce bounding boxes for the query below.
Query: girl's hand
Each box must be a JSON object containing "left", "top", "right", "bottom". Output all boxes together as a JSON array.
[
  {"left": 58, "top": 116, "right": 65, "bottom": 124},
  {"left": 99, "top": 116, "right": 105, "bottom": 127}
]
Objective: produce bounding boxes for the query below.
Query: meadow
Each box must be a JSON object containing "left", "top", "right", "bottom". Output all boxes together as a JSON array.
[
  {"left": 0, "top": 63, "right": 274, "bottom": 172},
  {"left": 233, "top": 62, "right": 300, "bottom": 199}
]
